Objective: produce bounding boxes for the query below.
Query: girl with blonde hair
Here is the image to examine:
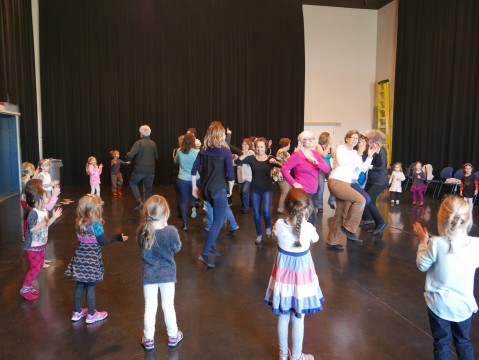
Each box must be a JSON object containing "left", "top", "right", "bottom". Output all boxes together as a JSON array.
[
  {"left": 414, "top": 196, "right": 479, "bottom": 359},
  {"left": 137, "top": 195, "right": 183, "bottom": 350}
]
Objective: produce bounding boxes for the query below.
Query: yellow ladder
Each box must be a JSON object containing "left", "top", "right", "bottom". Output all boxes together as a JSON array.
[{"left": 377, "top": 79, "right": 391, "bottom": 167}]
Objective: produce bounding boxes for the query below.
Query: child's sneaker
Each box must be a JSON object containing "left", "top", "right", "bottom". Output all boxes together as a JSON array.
[
  {"left": 113, "top": 191, "right": 119, "bottom": 197},
  {"left": 279, "top": 349, "right": 291, "bottom": 360},
  {"left": 141, "top": 336, "right": 155, "bottom": 351},
  {"left": 390, "top": 199, "right": 394, "bottom": 203},
  {"left": 29, "top": 287, "right": 40, "bottom": 296},
  {"left": 71, "top": 308, "right": 88, "bottom": 322},
  {"left": 117, "top": 189, "right": 122, "bottom": 196},
  {"left": 191, "top": 207, "right": 197, "bottom": 218},
  {"left": 396, "top": 200, "right": 400, "bottom": 204},
  {"left": 168, "top": 330, "right": 184, "bottom": 348},
  {"left": 19, "top": 288, "right": 38, "bottom": 301},
  {"left": 255, "top": 236, "right": 262, "bottom": 244},
  {"left": 86, "top": 310, "right": 108, "bottom": 324}
]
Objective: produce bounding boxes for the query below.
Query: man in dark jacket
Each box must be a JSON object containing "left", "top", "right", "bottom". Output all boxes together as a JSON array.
[{"left": 126, "top": 125, "right": 158, "bottom": 210}]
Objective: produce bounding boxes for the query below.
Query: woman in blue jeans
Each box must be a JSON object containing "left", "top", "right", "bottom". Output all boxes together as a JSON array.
[
  {"left": 192, "top": 123, "right": 235, "bottom": 268},
  {"left": 236, "top": 137, "right": 281, "bottom": 244},
  {"left": 174, "top": 133, "right": 200, "bottom": 231}
]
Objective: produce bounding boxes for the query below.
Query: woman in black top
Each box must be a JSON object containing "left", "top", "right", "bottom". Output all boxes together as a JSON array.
[{"left": 236, "top": 137, "right": 281, "bottom": 244}]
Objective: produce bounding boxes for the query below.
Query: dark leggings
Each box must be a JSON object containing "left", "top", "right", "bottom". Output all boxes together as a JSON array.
[{"left": 74, "top": 282, "right": 96, "bottom": 315}]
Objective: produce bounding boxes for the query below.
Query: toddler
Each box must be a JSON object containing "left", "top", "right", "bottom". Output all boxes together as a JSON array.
[
  {"left": 110, "top": 150, "right": 130, "bottom": 197},
  {"left": 410, "top": 161, "right": 427, "bottom": 206},
  {"left": 20, "top": 185, "right": 62, "bottom": 300},
  {"left": 137, "top": 195, "right": 183, "bottom": 350},
  {"left": 86, "top": 156, "right": 103, "bottom": 196},
  {"left": 459, "top": 163, "right": 478, "bottom": 210},
  {"left": 389, "top": 162, "right": 406, "bottom": 204}
]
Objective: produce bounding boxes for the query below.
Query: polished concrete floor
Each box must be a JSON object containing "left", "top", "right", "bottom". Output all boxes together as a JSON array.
[{"left": 0, "top": 184, "right": 478, "bottom": 360}]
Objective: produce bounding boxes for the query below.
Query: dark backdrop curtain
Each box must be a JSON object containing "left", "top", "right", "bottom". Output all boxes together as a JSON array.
[
  {"left": 393, "top": 0, "right": 479, "bottom": 172},
  {"left": 0, "top": 0, "right": 39, "bottom": 162},
  {"left": 39, "top": 0, "right": 305, "bottom": 186}
]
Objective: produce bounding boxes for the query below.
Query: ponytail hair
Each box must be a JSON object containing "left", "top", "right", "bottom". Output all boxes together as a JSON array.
[
  {"left": 284, "top": 188, "right": 311, "bottom": 247},
  {"left": 137, "top": 195, "right": 170, "bottom": 250},
  {"left": 437, "top": 196, "right": 472, "bottom": 253}
]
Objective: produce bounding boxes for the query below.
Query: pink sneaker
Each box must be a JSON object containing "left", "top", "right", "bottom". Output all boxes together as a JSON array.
[
  {"left": 168, "top": 330, "right": 184, "bottom": 348},
  {"left": 71, "top": 308, "right": 88, "bottom": 322},
  {"left": 20, "top": 290, "right": 38, "bottom": 301},
  {"left": 141, "top": 336, "right": 155, "bottom": 351},
  {"left": 86, "top": 310, "right": 108, "bottom": 324},
  {"left": 29, "top": 287, "right": 40, "bottom": 296}
]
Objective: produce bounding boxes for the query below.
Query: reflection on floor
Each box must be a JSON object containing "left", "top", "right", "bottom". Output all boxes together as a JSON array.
[{"left": 0, "top": 185, "right": 478, "bottom": 360}]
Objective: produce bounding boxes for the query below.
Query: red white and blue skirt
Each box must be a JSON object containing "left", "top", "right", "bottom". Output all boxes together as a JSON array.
[{"left": 264, "top": 247, "right": 324, "bottom": 318}]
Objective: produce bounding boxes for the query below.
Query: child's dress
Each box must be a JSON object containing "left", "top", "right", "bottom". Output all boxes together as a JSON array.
[
  {"left": 389, "top": 171, "right": 406, "bottom": 193},
  {"left": 65, "top": 222, "right": 122, "bottom": 283},
  {"left": 264, "top": 218, "right": 325, "bottom": 317},
  {"left": 37, "top": 171, "right": 53, "bottom": 196}
]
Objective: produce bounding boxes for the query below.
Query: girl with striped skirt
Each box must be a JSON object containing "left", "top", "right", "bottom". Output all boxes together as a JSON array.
[{"left": 264, "top": 188, "right": 324, "bottom": 360}]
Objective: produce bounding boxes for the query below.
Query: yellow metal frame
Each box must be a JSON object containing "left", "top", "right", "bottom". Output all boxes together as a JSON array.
[{"left": 377, "top": 80, "right": 391, "bottom": 167}]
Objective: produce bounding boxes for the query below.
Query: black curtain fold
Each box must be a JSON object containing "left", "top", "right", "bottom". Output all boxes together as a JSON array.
[
  {"left": 39, "top": 0, "right": 305, "bottom": 185},
  {"left": 0, "top": 0, "right": 39, "bottom": 163},
  {"left": 393, "top": 0, "right": 479, "bottom": 172}
]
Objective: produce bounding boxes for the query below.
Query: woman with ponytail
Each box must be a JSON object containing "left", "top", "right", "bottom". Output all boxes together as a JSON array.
[
  {"left": 137, "top": 195, "right": 183, "bottom": 351},
  {"left": 264, "top": 188, "right": 325, "bottom": 360},
  {"left": 414, "top": 196, "right": 479, "bottom": 359}
]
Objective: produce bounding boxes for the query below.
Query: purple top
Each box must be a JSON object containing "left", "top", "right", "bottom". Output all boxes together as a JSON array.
[{"left": 281, "top": 150, "right": 330, "bottom": 194}]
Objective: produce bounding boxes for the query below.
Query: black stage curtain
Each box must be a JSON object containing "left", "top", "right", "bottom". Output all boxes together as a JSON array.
[
  {"left": 39, "top": 0, "right": 305, "bottom": 186},
  {"left": 0, "top": 0, "right": 39, "bottom": 162},
  {"left": 393, "top": 0, "right": 479, "bottom": 172}
]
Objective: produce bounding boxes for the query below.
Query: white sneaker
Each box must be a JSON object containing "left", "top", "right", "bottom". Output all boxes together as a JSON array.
[
  {"left": 191, "top": 208, "right": 197, "bottom": 218},
  {"left": 396, "top": 200, "right": 400, "bottom": 204},
  {"left": 255, "top": 236, "right": 262, "bottom": 244},
  {"left": 390, "top": 199, "right": 394, "bottom": 203}
]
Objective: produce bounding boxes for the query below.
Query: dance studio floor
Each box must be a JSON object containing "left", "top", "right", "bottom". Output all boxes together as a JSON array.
[{"left": 0, "top": 184, "right": 478, "bottom": 360}]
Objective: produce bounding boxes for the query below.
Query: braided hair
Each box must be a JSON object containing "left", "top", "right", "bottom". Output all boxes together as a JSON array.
[
  {"left": 284, "top": 188, "right": 312, "bottom": 247},
  {"left": 437, "top": 196, "right": 472, "bottom": 253}
]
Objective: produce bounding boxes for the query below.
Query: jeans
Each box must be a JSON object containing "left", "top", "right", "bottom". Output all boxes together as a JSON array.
[
  {"left": 204, "top": 200, "right": 239, "bottom": 231},
  {"left": 74, "top": 282, "right": 96, "bottom": 315},
  {"left": 351, "top": 183, "right": 371, "bottom": 206},
  {"left": 314, "top": 171, "right": 335, "bottom": 208},
  {"left": 90, "top": 184, "right": 100, "bottom": 196},
  {"left": 144, "top": 282, "right": 178, "bottom": 339},
  {"left": 239, "top": 181, "right": 251, "bottom": 211},
  {"left": 428, "top": 307, "right": 474, "bottom": 360},
  {"left": 130, "top": 172, "right": 154, "bottom": 202},
  {"left": 308, "top": 193, "right": 317, "bottom": 226},
  {"left": 202, "top": 189, "right": 228, "bottom": 256},
  {"left": 326, "top": 179, "right": 366, "bottom": 244},
  {"left": 278, "top": 312, "right": 305, "bottom": 359},
  {"left": 362, "top": 183, "right": 387, "bottom": 226},
  {"left": 252, "top": 190, "right": 272, "bottom": 236},
  {"left": 176, "top": 178, "right": 198, "bottom": 225}
]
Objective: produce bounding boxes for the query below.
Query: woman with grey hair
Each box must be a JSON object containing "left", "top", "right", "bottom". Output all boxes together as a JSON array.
[
  {"left": 281, "top": 130, "right": 330, "bottom": 226},
  {"left": 126, "top": 125, "right": 159, "bottom": 210},
  {"left": 360, "top": 129, "right": 388, "bottom": 235}
]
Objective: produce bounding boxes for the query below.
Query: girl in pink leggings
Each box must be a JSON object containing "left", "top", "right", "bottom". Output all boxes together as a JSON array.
[{"left": 410, "top": 162, "right": 427, "bottom": 206}]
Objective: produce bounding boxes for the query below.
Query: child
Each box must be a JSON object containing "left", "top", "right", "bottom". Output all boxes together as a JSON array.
[
  {"left": 22, "top": 179, "right": 61, "bottom": 252},
  {"left": 36, "top": 159, "right": 56, "bottom": 198},
  {"left": 86, "top": 156, "right": 103, "bottom": 196},
  {"left": 137, "top": 195, "right": 183, "bottom": 350},
  {"left": 413, "top": 196, "right": 479, "bottom": 359},
  {"left": 459, "top": 163, "right": 478, "bottom": 210},
  {"left": 64, "top": 194, "right": 128, "bottom": 324},
  {"left": 109, "top": 150, "right": 130, "bottom": 197},
  {"left": 264, "top": 188, "right": 324, "bottom": 360},
  {"left": 20, "top": 186, "right": 62, "bottom": 300},
  {"left": 389, "top": 162, "right": 406, "bottom": 204},
  {"left": 21, "top": 162, "right": 36, "bottom": 190},
  {"left": 410, "top": 161, "right": 427, "bottom": 206}
]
